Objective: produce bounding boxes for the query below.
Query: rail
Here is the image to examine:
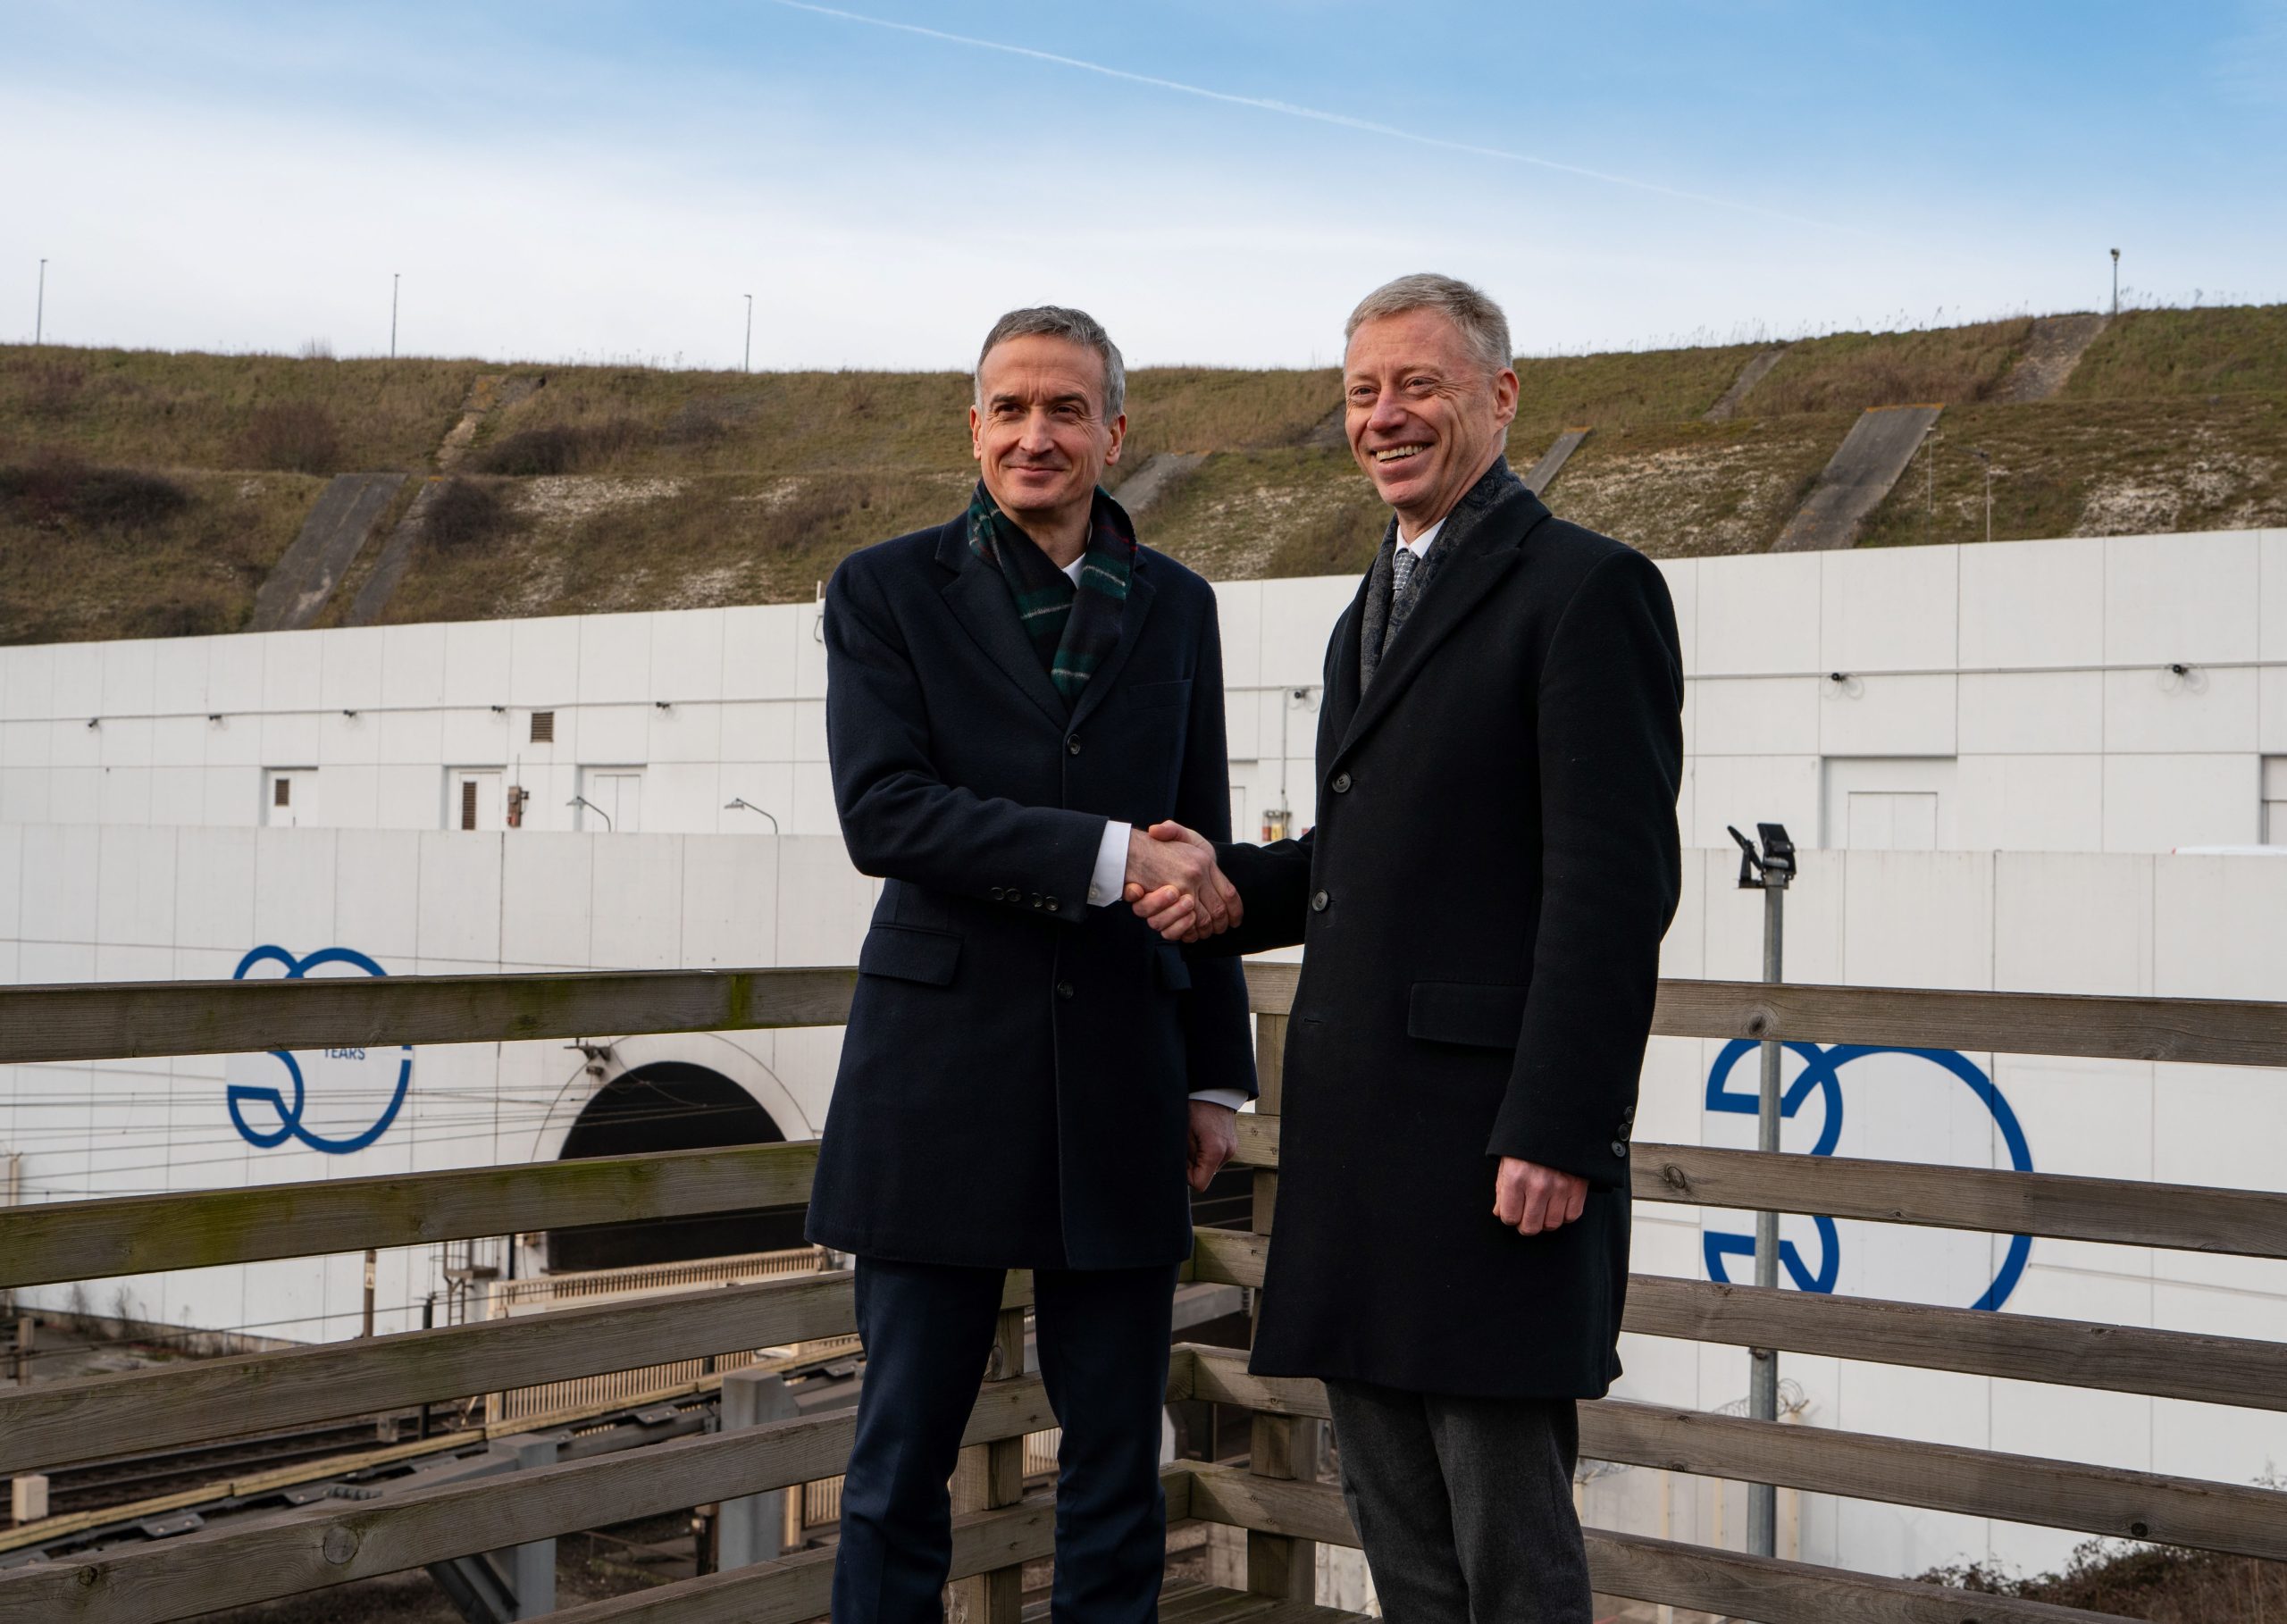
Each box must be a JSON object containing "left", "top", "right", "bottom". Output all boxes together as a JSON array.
[{"left": 0, "top": 963, "right": 2280, "bottom": 1622}]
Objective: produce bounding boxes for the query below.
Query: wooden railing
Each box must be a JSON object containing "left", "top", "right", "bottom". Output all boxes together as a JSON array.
[{"left": 0, "top": 963, "right": 2283, "bottom": 1623}]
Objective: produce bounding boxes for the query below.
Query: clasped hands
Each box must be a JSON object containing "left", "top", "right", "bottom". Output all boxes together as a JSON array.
[{"left": 1122, "top": 821, "right": 1241, "bottom": 942}]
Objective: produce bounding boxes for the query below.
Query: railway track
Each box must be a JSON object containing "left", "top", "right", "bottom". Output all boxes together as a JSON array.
[{"left": 40, "top": 1413, "right": 473, "bottom": 1519}]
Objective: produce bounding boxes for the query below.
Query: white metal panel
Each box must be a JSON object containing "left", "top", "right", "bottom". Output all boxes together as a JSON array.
[
  {"left": 97, "top": 767, "right": 153, "bottom": 827},
  {"left": 21, "top": 823, "right": 100, "bottom": 943},
  {"left": 379, "top": 622, "right": 448, "bottom": 709},
  {"left": 720, "top": 603, "right": 802, "bottom": 702},
  {"left": 2260, "top": 667, "right": 2287, "bottom": 755},
  {"left": 2154, "top": 851, "right": 2287, "bottom": 1001},
  {"left": 1685, "top": 753, "right": 1820, "bottom": 852},
  {"left": 101, "top": 639, "right": 158, "bottom": 718},
  {"left": 415, "top": 830, "right": 503, "bottom": 963},
  {"left": 251, "top": 827, "right": 337, "bottom": 949},
  {"left": 680, "top": 833, "right": 781, "bottom": 968},
  {"left": 377, "top": 707, "right": 444, "bottom": 766},
  {"left": 2102, "top": 753, "right": 2258, "bottom": 850},
  {"left": 2101, "top": 663, "right": 2259, "bottom": 753},
  {"left": 648, "top": 697, "right": 723, "bottom": 766},
  {"left": 2261, "top": 529, "right": 2287, "bottom": 659},
  {"left": 1255, "top": 575, "right": 1356, "bottom": 690},
  {"left": 97, "top": 825, "right": 177, "bottom": 949},
  {"left": 1993, "top": 853, "right": 2152, "bottom": 995},
  {"left": 508, "top": 615, "right": 581, "bottom": 709},
  {"left": 1210, "top": 579, "right": 1267, "bottom": 691},
  {"left": 333, "top": 829, "right": 421, "bottom": 960},
  {"left": 501, "top": 831, "right": 592, "bottom": 965},
  {"left": 649, "top": 607, "right": 727, "bottom": 704},
  {"left": 590, "top": 833, "right": 683, "bottom": 969},
  {"left": 1822, "top": 758, "right": 1956, "bottom": 850},
  {"left": 1694, "top": 675, "right": 1821, "bottom": 756},
  {"left": 578, "top": 704, "right": 649, "bottom": 765},
  {"left": 97, "top": 716, "right": 154, "bottom": 769},
  {"left": 1820, "top": 546, "right": 1957, "bottom": 674},
  {"left": 205, "top": 634, "right": 264, "bottom": 716},
  {"left": 1957, "top": 535, "right": 2103, "bottom": 669},
  {"left": 318, "top": 626, "right": 386, "bottom": 714},
  {"left": 2103, "top": 530, "right": 2262, "bottom": 666},
  {"left": 171, "top": 825, "right": 257, "bottom": 950},
  {"left": 1692, "top": 550, "right": 1821, "bottom": 676},
  {"left": 1839, "top": 849, "right": 1993, "bottom": 989},
  {"left": 317, "top": 710, "right": 379, "bottom": 768},
  {"left": 1817, "top": 673, "right": 1956, "bottom": 758},
  {"left": 374, "top": 765, "right": 436, "bottom": 831},
  {"left": 1956, "top": 670, "right": 2102, "bottom": 756},
  {"left": 576, "top": 611, "right": 655, "bottom": 705},
  {"left": 441, "top": 619, "right": 513, "bottom": 707},
  {"left": 0, "top": 643, "right": 54, "bottom": 720}
]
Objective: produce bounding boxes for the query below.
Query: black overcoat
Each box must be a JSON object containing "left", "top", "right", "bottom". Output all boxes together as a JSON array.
[
  {"left": 1212, "top": 479, "right": 1683, "bottom": 1398},
  {"left": 806, "top": 511, "right": 1256, "bottom": 1271}
]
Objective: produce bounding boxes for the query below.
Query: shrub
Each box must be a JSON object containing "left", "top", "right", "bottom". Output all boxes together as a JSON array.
[
  {"left": 0, "top": 454, "right": 190, "bottom": 530},
  {"left": 477, "top": 417, "right": 645, "bottom": 475},
  {"left": 22, "top": 359, "right": 87, "bottom": 420},
  {"left": 420, "top": 476, "right": 523, "bottom": 553},
  {"left": 241, "top": 399, "right": 344, "bottom": 473}
]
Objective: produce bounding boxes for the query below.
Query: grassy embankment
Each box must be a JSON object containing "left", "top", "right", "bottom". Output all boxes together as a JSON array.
[{"left": 2, "top": 306, "right": 2282, "bottom": 643}]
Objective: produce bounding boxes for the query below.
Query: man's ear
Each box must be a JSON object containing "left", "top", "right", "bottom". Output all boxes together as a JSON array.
[
  {"left": 968, "top": 404, "right": 984, "bottom": 462},
  {"left": 1104, "top": 410, "right": 1127, "bottom": 465},
  {"left": 1491, "top": 367, "right": 1520, "bottom": 429}
]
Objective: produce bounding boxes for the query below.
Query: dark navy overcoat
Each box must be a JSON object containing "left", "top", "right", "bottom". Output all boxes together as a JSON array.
[
  {"left": 1211, "top": 483, "right": 1684, "bottom": 1398},
  {"left": 805, "top": 511, "right": 1256, "bottom": 1270}
]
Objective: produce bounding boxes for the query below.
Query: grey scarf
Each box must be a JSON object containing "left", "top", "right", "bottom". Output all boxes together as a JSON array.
[{"left": 1358, "top": 456, "right": 1525, "bottom": 692}]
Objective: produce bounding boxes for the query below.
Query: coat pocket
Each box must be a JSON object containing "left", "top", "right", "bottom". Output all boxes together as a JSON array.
[
  {"left": 1406, "top": 981, "right": 1528, "bottom": 1050},
  {"left": 858, "top": 925, "right": 963, "bottom": 987}
]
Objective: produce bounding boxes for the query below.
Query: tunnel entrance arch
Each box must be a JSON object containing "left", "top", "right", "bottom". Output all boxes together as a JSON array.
[{"left": 547, "top": 1060, "right": 808, "bottom": 1271}]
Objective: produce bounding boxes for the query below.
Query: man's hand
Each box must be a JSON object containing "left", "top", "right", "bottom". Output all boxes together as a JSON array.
[
  {"left": 1492, "top": 1156, "right": 1587, "bottom": 1235},
  {"left": 1123, "top": 821, "right": 1243, "bottom": 942},
  {"left": 1187, "top": 1100, "right": 1238, "bottom": 1193}
]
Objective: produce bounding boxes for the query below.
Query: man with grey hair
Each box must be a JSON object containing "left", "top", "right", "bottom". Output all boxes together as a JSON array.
[
  {"left": 1134, "top": 274, "right": 1683, "bottom": 1620},
  {"left": 808, "top": 305, "right": 1255, "bottom": 1623}
]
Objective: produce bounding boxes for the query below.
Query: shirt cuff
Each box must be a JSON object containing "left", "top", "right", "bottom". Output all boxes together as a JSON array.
[
  {"left": 1087, "top": 820, "right": 1131, "bottom": 908},
  {"left": 1187, "top": 1088, "right": 1248, "bottom": 1110}
]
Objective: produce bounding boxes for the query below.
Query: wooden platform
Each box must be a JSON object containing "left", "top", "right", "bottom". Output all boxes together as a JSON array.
[{"left": 1144, "top": 1578, "right": 1370, "bottom": 1624}]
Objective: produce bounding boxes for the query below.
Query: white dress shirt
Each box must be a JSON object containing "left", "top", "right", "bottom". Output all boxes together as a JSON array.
[{"left": 1061, "top": 554, "right": 1246, "bottom": 1115}]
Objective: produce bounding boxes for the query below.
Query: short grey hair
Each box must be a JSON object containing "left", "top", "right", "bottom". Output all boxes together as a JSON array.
[
  {"left": 1345, "top": 273, "right": 1513, "bottom": 379},
  {"left": 975, "top": 306, "right": 1127, "bottom": 419}
]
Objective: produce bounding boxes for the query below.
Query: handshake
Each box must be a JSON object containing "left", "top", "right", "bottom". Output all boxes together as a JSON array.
[{"left": 1122, "top": 822, "right": 1242, "bottom": 944}]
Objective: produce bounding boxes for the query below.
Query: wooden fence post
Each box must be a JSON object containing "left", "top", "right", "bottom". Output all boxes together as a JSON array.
[
  {"left": 950, "top": 1295, "right": 1029, "bottom": 1624},
  {"left": 1246, "top": 1011, "right": 1320, "bottom": 1602}
]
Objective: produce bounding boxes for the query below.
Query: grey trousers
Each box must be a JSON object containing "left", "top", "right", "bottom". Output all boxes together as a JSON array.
[{"left": 1323, "top": 1379, "right": 1590, "bottom": 1624}]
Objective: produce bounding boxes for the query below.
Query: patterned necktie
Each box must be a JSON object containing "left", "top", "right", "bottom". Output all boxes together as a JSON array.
[{"left": 1383, "top": 543, "right": 1424, "bottom": 656}]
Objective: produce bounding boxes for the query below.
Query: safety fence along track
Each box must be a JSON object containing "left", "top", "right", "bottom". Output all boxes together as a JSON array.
[{"left": 0, "top": 963, "right": 2283, "bottom": 1622}]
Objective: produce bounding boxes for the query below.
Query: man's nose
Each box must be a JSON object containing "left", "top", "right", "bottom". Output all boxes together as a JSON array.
[
  {"left": 1365, "top": 392, "right": 1410, "bottom": 435},
  {"left": 1017, "top": 411, "right": 1057, "bottom": 451}
]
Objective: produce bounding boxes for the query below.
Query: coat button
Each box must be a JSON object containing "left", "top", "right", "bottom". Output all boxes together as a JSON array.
[
  {"left": 1311, "top": 890, "right": 1330, "bottom": 912},
  {"left": 1056, "top": 981, "right": 1075, "bottom": 1000},
  {"left": 990, "top": 886, "right": 1006, "bottom": 900},
  {"left": 1030, "top": 893, "right": 1043, "bottom": 908},
  {"left": 1067, "top": 734, "right": 1082, "bottom": 755},
  {"left": 1611, "top": 1141, "right": 1629, "bottom": 1159},
  {"left": 1044, "top": 895, "right": 1060, "bottom": 910},
  {"left": 1331, "top": 772, "right": 1352, "bottom": 793}
]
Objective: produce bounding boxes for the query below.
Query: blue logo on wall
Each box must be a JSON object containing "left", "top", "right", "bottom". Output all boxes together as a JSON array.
[
  {"left": 1701, "top": 1042, "right": 2033, "bottom": 1312},
  {"left": 226, "top": 946, "right": 413, "bottom": 1154}
]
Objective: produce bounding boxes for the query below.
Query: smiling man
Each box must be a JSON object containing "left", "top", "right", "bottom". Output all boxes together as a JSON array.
[
  {"left": 1133, "top": 275, "right": 1684, "bottom": 1621},
  {"left": 807, "top": 306, "right": 1254, "bottom": 1624}
]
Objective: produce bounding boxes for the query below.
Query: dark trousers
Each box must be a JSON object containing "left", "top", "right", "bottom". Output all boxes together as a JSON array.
[
  {"left": 1324, "top": 1378, "right": 1589, "bottom": 1624},
  {"left": 831, "top": 1255, "right": 1179, "bottom": 1624}
]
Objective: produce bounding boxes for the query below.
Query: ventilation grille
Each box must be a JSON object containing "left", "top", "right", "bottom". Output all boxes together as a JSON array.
[
  {"left": 460, "top": 779, "right": 479, "bottom": 831},
  {"left": 272, "top": 778, "right": 290, "bottom": 808},
  {"left": 531, "top": 710, "right": 556, "bottom": 743}
]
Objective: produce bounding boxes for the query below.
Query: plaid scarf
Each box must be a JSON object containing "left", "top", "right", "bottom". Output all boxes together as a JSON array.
[{"left": 965, "top": 481, "right": 1136, "bottom": 708}]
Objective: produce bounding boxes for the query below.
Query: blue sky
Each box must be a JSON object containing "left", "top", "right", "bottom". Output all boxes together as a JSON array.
[{"left": 8, "top": 1, "right": 2284, "bottom": 367}]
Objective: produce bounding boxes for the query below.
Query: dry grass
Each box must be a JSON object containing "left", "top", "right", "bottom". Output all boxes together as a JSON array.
[
  {"left": 0, "top": 466, "right": 326, "bottom": 643},
  {"left": 1511, "top": 344, "right": 1771, "bottom": 443},
  {"left": 0, "top": 347, "right": 481, "bottom": 471},
  {"left": 1854, "top": 394, "right": 2286, "bottom": 548},
  {"left": 1543, "top": 415, "right": 1852, "bottom": 557},
  {"left": 2065, "top": 305, "right": 2287, "bottom": 398},
  {"left": 1118, "top": 368, "right": 1343, "bottom": 458},
  {"left": 1746, "top": 319, "right": 2033, "bottom": 415},
  {"left": 1135, "top": 448, "right": 1382, "bottom": 581},
  {"left": 1925, "top": 1539, "right": 2287, "bottom": 1621}
]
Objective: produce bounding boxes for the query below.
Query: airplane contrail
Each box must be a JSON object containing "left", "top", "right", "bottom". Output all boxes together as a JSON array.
[{"left": 767, "top": 0, "right": 1847, "bottom": 234}]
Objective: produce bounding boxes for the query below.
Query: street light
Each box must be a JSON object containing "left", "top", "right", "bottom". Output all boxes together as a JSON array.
[
  {"left": 742, "top": 294, "right": 753, "bottom": 373},
  {"left": 1973, "top": 448, "right": 1993, "bottom": 543},
  {"left": 2110, "top": 248, "right": 2120, "bottom": 317},
  {"left": 390, "top": 272, "right": 400, "bottom": 359},
  {"left": 725, "top": 798, "right": 779, "bottom": 836},
  {"left": 35, "top": 258, "right": 46, "bottom": 346},
  {"left": 566, "top": 794, "right": 611, "bottom": 832}
]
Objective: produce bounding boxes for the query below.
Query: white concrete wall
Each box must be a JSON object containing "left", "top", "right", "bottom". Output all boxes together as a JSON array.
[{"left": 3, "top": 529, "right": 2281, "bottom": 856}]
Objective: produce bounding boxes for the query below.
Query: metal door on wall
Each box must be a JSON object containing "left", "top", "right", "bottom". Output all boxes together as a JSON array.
[{"left": 449, "top": 769, "right": 504, "bottom": 832}]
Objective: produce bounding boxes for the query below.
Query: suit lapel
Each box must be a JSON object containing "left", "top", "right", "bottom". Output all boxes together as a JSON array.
[
  {"left": 1334, "top": 488, "right": 1544, "bottom": 764},
  {"left": 935, "top": 519, "right": 1068, "bottom": 728},
  {"left": 1322, "top": 571, "right": 1372, "bottom": 746}
]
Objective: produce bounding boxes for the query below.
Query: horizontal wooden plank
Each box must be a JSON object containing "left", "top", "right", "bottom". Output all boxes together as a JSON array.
[
  {"left": 1653, "top": 977, "right": 2287, "bottom": 1069},
  {"left": 1191, "top": 1232, "right": 2287, "bottom": 1411},
  {"left": 1182, "top": 1464, "right": 2123, "bottom": 1624},
  {"left": 1234, "top": 1119, "right": 2287, "bottom": 1260},
  {"left": 0, "top": 966, "right": 859, "bottom": 1067},
  {"left": 544, "top": 1493, "right": 1058, "bottom": 1624},
  {"left": 0, "top": 1370, "right": 1054, "bottom": 1624},
  {"left": 0, "top": 1267, "right": 862, "bottom": 1477},
  {"left": 1637, "top": 1143, "right": 2287, "bottom": 1259},
  {"left": 1626, "top": 1273, "right": 2287, "bottom": 1413},
  {"left": 5, "top": 962, "right": 2283, "bottom": 1071},
  {"left": 1587, "top": 1527, "right": 2127, "bottom": 1624},
  {"left": 0, "top": 1140, "right": 817, "bottom": 1290},
  {"left": 1181, "top": 1346, "right": 2287, "bottom": 1563}
]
